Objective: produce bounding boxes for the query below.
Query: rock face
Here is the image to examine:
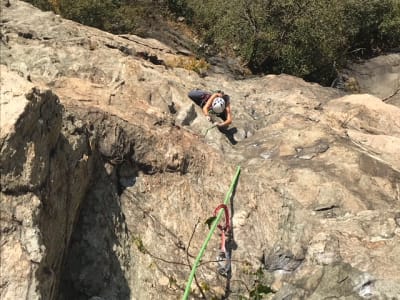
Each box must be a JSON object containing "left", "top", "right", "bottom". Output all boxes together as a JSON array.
[
  {"left": 344, "top": 53, "right": 400, "bottom": 107},
  {"left": 1, "top": 1, "right": 400, "bottom": 300}
]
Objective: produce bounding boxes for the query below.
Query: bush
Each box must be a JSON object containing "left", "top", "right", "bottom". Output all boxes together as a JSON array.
[
  {"left": 24, "top": 0, "right": 400, "bottom": 85},
  {"left": 165, "top": 56, "right": 209, "bottom": 74},
  {"left": 171, "top": 0, "right": 400, "bottom": 85},
  {"left": 343, "top": 0, "right": 400, "bottom": 57},
  {"left": 379, "top": 1, "right": 400, "bottom": 50}
]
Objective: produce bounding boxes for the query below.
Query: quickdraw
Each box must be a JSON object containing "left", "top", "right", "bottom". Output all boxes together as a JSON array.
[
  {"left": 182, "top": 166, "right": 240, "bottom": 300},
  {"left": 213, "top": 204, "right": 231, "bottom": 277}
]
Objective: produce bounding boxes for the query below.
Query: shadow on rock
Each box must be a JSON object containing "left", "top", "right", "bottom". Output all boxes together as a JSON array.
[
  {"left": 218, "top": 126, "right": 238, "bottom": 145},
  {"left": 58, "top": 156, "right": 131, "bottom": 300}
]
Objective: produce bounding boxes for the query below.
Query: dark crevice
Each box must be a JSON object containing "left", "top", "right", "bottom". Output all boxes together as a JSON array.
[
  {"left": 104, "top": 43, "right": 134, "bottom": 56},
  {"left": 313, "top": 205, "right": 339, "bottom": 212},
  {"left": 136, "top": 51, "right": 165, "bottom": 65},
  {"left": 18, "top": 31, "right": 34, "bottom": 39},
  {"left": 58, "top": 156, "right": 131, "bottom": 300},
  {"left": 136, "top": 162, "right": 158, "bottom": 175}
]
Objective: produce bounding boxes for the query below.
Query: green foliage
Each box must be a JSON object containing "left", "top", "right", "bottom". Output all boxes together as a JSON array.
[
  {"left": 379, "top": 1, "right": 400, "bottom": 49},
  {"left": 166, "top": 0, "right": 194, "bottom": 22},
  {"left": 25, "top": 0, "right": 52, "bottom": 11},
  {"left": 205, "top": 216, "right": 217, "bottom": 229},
  {"left": 249, "top": 284, "right": 272, "bottom": 300},
  {"left": 23, "top": 0, "right": 163, "bottom": 34},
  {"left": 342, "top": 0, "right": 400, "bottom": 56},
  {"left": 24, "top": 0, "right": 120, "bottom": 31},
  {"left": 132, "top": 235, "right": 147, "bottom": 254},
  {"left": 58, "top": 0, "right": 119, "bottom": 31},
  {"left": 248, "top": 268, "right": 273, "bottom": 299},
  {"left": 172, "top": 0, "right": 400, "bottom": 85},
  {"left": 24, "top": 0, "right": 400, "bottom": 85}
]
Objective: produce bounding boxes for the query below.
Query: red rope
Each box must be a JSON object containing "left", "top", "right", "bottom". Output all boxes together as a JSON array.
[{"left": 213, "top": 204, "right": 230, "bottom": 252}]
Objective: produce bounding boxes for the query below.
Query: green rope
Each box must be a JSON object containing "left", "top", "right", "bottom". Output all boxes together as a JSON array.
[
  {"left": 204, "top": 124, "right": 217, "bottom": 136},
  {"left": 182, "top": 166, "right": 241, "bottom": 300}
]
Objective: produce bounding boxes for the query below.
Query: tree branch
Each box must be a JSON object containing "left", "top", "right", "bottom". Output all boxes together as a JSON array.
[{"left": 382, "top": 87, "right": 400, "bottom": 102}]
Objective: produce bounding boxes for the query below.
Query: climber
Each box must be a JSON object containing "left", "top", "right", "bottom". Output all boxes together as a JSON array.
[{"left": 188, "top": 89, "right": 232, "bottom": 127}]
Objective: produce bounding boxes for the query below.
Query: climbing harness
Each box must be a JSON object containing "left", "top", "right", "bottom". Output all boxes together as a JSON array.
[
  {"left": 214, "top": 204, "right": 231, "bottom": 277},
  {"left": 182, "top": 166, "right": 241, "bottom": 300}
]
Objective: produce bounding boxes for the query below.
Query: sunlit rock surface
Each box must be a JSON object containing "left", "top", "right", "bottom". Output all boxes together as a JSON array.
[
  {"left": 1, "top": 1, "right": 400, "bottom": 299},
  {"left": 345, "top": 53, "right": 400, "bottom": 107}
]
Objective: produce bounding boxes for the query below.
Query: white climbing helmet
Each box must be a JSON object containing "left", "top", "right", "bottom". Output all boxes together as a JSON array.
[{"left": 212, "top": 97, "right": 225, "bottom": 114}]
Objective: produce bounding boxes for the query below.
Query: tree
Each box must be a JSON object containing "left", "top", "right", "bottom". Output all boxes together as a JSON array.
[{"left": 25, "top": 0, "right": 400, "bottom": 85}]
